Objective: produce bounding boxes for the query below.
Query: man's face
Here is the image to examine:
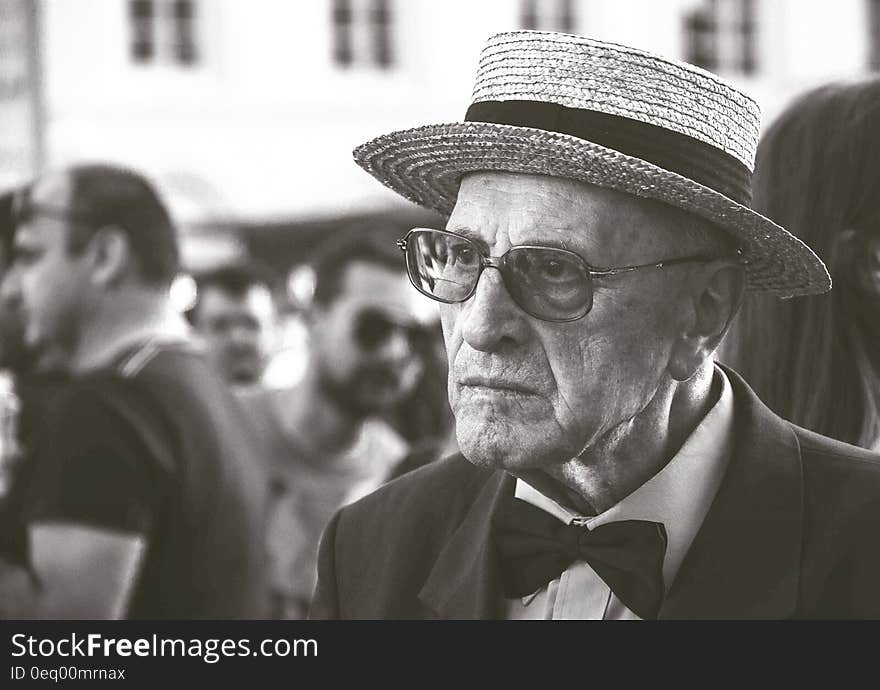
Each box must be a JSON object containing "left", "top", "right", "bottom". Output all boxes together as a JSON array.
[
  {"left": 0, "top": 242, "right": 26, "bottom": 371},
  {"left": 194, "top": 284, "right": 277, "bottom": 385},
  {"left": 310, "top": 261, "right": 424, "bottom": 418},
  {"left": 1, "top": 173, "right": 93, "bottom": 363},
  {"left": 441, "top": 172, "right": 693, "bottom": 472},
  {"left": 0, "top": 191, "right": 24, "bottom": 370}
]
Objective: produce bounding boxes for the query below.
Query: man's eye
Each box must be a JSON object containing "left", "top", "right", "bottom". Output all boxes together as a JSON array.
[
  {"left": 449, "top": 243, "right": 477, "bottom": 266},
  {"left": 539, "top": 258, "right": 578, "bottom": 280}
]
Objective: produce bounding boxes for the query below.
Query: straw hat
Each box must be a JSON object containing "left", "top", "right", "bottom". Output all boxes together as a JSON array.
[{"left": 353, "top": 31, "right": 830, "bottom": 297}]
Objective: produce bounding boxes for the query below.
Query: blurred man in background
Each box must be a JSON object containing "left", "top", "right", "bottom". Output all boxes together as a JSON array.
[
  {"left": 0, "top": 191, "right": 27, "bottom": 377},
  {"left": 189, "top": 262, "right": 280, "bottom": 388},
  {"left": 0, "top": 188, "right": 70, "bottom": 575},
  {"left": 242, "top": 228, "right": 427, "bottom": 618},
  {"left": 0, "top": 189, "right": 31, "bottom": 564},
  {"left": 0, "top": 163, "right": 267, "bottom": 619}
]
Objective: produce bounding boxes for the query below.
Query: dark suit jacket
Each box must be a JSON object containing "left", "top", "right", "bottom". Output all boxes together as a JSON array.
[{"left": 310, "top": 368, "right": 880, "bottom": 619}]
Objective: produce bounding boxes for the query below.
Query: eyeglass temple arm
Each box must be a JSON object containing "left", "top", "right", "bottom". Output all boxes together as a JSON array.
[
  {"left": 397, "top": 235, "right": 744, "bottom": 273},
  {"left": 590, "top": 250, "right": 743, "bottom": 277}
]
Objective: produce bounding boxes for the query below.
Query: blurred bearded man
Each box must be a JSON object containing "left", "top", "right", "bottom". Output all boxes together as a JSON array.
[
  {"left": 309, "top": 32, "right": 880, "bottom": 620},
  {"left": 241, "top": 228, "right": 426, "bottom": 618}
]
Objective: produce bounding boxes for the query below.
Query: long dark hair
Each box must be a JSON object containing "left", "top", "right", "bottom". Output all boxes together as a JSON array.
[{"left": 721, "top": 77, "right": 880, "bottom": 450}]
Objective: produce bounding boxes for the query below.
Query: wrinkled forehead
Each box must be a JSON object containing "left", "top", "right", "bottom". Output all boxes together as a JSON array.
[{"left": 450, "top": 172, "right": 680, "bottom": 259}]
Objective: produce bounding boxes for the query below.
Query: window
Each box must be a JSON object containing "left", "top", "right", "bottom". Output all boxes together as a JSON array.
[
  {"left": 684, "top": 0, "right": 757, "bottom": 75},
  {"left": 129, "top": 0, "right": 155, "bottom": 62},
  {"left": 331, "top": 0, "right": 394, "bottom": 69},
  {"left": 128, "top": 0, "right": 199, "bottom": 66},
  {"left": 521, "top": 0, "right": 576, "bottom": 33},
  {"left": 869, "top": 0, "right": 880, "bottom": 70},
  {"left": 172, "top": 0, "right": 197, "bottom": 65}
]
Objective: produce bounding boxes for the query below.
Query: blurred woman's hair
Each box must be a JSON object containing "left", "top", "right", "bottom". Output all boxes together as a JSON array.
[{"left": 722, "top": 77, "right": 880, "bottom": 450}]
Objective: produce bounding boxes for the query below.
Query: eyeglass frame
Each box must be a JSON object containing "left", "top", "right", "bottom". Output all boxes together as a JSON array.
[
  {"left": 351, "top": 306, "right": 432, "bottom": 352},
  {"left": 11, "top": 186, "right": 99, "bottom": 229},
  {"left": 397, "top": 227, "right": 738, "bottom": 323}
]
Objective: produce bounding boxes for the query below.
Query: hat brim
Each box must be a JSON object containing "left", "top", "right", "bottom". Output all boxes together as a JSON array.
[{"left": 353, "top": 122, "right": 830, "bottom": 298}]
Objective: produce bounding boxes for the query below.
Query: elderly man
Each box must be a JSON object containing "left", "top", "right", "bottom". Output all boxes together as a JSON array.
[{"left": 310, "top": 31, "right": 880, "bottom": 620}]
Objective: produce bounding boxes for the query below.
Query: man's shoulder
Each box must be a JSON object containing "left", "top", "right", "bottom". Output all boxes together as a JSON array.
[
  {"left": 41, "top": 369, "right": 175, "bottom": 472},
  {"left": 49, "top": 371, "right": 140, "bottom": 419},
  {"left": 121, "top": 341, "right": 212, "bottom": 389},
  {"left": 790, "top": 423, "right": 880, "bottom": 500},
  {"left": 335, "top": 453, "right": 498, "bottom": 533},
  {"left": 43, "top": 352, "right": 203, "bottom": 474},
  {"left": 793, "top": 423, "right": 880, "bottom": 464},
  {"left": 61, "top": 342, "right": 206, "bottom": 407},
  {"left": 725, "top": 363, "right": 880, "bottom": 488}
]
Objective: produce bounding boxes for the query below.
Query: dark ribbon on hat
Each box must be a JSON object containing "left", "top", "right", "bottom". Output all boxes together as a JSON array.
[
  {"left": 465, "top": 100, "right": 752, "bottom": 206},
  {"left": 493, "top": 496, "right": 668, "bottom": 619}
]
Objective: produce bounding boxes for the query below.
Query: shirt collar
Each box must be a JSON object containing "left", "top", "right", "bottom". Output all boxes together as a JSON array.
[
  {"left": 514, "top": 365, "right": 735, "bottom": 589},
  {"left": 74, "top": 307, "right": 192, "bottom": 374}
]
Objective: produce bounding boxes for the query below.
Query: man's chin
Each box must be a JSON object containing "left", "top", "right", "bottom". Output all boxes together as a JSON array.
[
  {"left": 455, "top": 420, "right": 563, "bottom": 471},
  {"left": 335, "top": 390, "right": 402, "bottom": 421},
  {"left": 351, "top": 385, "right": 408, "bottom": 412},
  {"left": 230, "top": 366, "right": 262, "bottom": 386}
]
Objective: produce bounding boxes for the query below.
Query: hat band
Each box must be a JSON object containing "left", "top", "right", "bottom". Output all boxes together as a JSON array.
[{"left": 465, "top": 100, "right": 752, "bottom": 205}]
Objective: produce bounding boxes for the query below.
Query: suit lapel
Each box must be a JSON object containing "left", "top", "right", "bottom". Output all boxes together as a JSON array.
[
  {"left": 660, "top": 366, "right": 804, "bottom": 619},
  {"left": 417, "top": 368, "right": 805, "bottom": 619},
  {"left": 418, "top": 470, "right": 514, "bottom": 619}
]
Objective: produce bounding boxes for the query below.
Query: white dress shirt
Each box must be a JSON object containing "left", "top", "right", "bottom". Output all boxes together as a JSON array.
[{"left": 506, "top": 366, "right": 735, "bottom": 620}]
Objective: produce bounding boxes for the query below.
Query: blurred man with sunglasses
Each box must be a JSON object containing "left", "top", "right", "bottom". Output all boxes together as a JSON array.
[
  {"left": 240, "top": 228, "right": 429, "bottom": 618},
  {"left": 0, "top": 164, "right": 267, "bottom": 619},
  {"left": 310, "top": 32, "right": 880, "bottom": 619}
]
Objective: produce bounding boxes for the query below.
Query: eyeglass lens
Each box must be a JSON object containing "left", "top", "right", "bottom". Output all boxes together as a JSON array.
[{"left": 405, "top": 229, "right": 593, "bottom": 321}]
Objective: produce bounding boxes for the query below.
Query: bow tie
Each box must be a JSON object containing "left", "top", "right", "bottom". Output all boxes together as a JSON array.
[{"left": 492, "top": 496, "right": 668, "bottom": 619}]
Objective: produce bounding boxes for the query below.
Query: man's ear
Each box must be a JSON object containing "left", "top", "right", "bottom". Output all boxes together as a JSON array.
[
  {"left": 668, "top": 259, "right": 746, "bottom": 381},
  {"left": 834, "top": 229, "right": 880, "bottom": 295},
  {"left": 860, "top": 235, "right": 880, "bottom": 295},
  {"left": 87, "top": 226, "right": 131, "bottom": 288}
]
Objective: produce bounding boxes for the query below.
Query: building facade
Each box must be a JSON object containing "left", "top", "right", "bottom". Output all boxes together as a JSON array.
[{"left": 1, "top": 0, "right": 878, "bottom": 240}]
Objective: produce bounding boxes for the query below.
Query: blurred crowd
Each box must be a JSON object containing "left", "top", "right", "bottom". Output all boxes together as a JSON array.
[
  {"left": 0, "top": 168, "right": 453, "bottom": 618},
  {"left": 0, "top": 70, "right": 878, "bottom": 619}
]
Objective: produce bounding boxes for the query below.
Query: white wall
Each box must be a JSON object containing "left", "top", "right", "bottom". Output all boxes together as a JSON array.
[{"left": 36, "top": 0, "right": 877, "bottom": 225}]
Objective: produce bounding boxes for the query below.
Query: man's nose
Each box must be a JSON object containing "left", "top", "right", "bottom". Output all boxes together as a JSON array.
[
  {"left": 374, "top": 327, "right": 413, "bottom": 362},
  {"left": 228, "top": 325, "right": 257, "bottom": 349},
  {"left": 459, "top": 267, "right": 529, "bottom": 352}
]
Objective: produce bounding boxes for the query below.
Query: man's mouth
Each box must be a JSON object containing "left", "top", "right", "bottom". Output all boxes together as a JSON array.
[{"left": 459, "top": 376, "right": 537, "bottom": 396}]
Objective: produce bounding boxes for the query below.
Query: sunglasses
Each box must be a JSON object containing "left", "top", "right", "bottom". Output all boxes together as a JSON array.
[
  {"left": 397, "top": 228, "right": 727, "bottom": 322},
  {"left": 353, "top": 308, "right": 430, "bottom": 352}
]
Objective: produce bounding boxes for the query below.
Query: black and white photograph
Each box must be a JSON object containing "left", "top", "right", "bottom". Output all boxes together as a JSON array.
[{"left": 1, "top": 0, "right": 880, "bottom": 638}]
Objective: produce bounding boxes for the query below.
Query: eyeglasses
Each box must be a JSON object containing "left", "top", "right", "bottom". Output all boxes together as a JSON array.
[
  {"left": 11, "top": 186, "right": 98, "bottom": 227},
  {"left": 397, "top": 228, "right": 726, "bottom": 322},
  {"left": 353, "top": 308, "right": 430, "bottom": 352}
]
